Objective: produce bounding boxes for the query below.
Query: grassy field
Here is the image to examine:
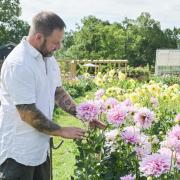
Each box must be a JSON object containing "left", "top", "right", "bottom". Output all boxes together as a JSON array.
[{"left": 52, "top": 97, "right": 85, "bottom": 180}]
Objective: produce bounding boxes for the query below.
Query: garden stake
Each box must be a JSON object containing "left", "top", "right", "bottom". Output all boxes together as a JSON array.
[{"left": 50, "top": 137, "right": 64, "bottom": 180}]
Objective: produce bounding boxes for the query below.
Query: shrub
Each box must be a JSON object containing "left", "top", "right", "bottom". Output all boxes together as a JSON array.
[
  {"left": 63, "top": 78, "right": 96, "bottom": 98},
  {"left": 124, "top": 66, "right": 150, "bottom": 82},
  {"left": 151, "top": 74, "right": 180, "bottom": 85}
]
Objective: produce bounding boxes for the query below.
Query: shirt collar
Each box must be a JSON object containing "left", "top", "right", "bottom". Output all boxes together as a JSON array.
[{"left": 21, "top": 37, "right": 43, "bottom": 60}]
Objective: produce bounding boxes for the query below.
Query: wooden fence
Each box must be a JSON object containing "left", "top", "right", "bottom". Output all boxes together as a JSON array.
[{"left": 59, "top": 59, "right": 128, "bottom": 79}]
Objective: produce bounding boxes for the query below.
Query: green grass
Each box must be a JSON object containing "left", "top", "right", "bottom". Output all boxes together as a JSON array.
[{"left": 52, "top": 96, "right": 87, "bottom": 180}]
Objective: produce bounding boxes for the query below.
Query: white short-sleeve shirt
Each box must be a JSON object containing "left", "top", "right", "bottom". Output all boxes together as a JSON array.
[{"left": 0, "top": 38, "right": 62, "bottom": 166}]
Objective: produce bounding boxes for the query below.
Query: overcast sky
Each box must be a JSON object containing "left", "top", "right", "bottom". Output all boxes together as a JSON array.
[{"left": 20, "top": 0, "right": 180, "bottom": 31}]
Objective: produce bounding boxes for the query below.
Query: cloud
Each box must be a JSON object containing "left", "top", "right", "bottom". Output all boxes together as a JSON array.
[{"left": 20, "top": 0, "right": 180, "bottom": 30}]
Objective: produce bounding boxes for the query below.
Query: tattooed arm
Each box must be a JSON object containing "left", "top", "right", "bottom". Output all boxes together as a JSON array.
[
  {"left": 16, "top": 104, "right": 85, "bottom": 139},
  {"left": 55, "top": 86, "right": 77, "bottom": 117}
]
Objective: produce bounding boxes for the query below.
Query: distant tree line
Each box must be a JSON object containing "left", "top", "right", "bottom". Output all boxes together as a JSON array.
[
  {"left": 58, "top": 13, "right": 180, "bottom": 67},
  {"left": 1, "top": 1, "right": 180, "bottom": 67}
]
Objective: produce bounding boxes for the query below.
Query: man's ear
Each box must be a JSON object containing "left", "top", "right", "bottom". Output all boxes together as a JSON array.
[{"left": 35, "top": 33, "right": 44, "bottom": 45}]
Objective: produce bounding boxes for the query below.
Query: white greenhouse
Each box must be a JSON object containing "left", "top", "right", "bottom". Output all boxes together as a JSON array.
[{"left": 155, "top": 49, "right": 180, "bottom": 75}]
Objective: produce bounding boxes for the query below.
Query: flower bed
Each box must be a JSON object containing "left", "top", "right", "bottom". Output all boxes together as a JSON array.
[{"left": 74, "top": 71, "right": 180, "bottom": 179}]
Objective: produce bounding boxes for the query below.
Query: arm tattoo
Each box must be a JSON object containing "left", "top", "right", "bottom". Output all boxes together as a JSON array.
[
  {"left": 16, "top": 104, "right": 61, "bottom": 135},
  {"left": 55, "top": 86, "right": 76, "bottom": 117}
]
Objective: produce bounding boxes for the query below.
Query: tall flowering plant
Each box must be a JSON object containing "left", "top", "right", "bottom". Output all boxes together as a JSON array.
[{"left": 74, "top": 87, "right": 180, "bottom": 180}]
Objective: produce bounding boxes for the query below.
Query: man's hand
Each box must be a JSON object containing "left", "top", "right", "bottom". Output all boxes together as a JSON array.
[
  {"left": 56, "top": 127, "right": 86, "bottom": 139},
  {"left": 89, "top": 120, "right": 106, "bottom": 129},
  {"left": 16, "top": 103, "right": 86, "bottom": 139}
]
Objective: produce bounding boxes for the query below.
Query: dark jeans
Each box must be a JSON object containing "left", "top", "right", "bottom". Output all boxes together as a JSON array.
[{"left": 0, "top": 157, "right": 50, "bottom": 180}]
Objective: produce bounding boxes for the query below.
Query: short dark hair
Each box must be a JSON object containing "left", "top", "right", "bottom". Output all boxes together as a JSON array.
[{"left": 29, "top": 11, "right": 66, "bottom": 37}]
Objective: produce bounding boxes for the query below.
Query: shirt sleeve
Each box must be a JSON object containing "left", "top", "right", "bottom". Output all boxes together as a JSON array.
[
  {"left": 56, "top": 62, "right": 62, "bottom": 87},
  {"left": 3, "top": 64, "right": 36, "bottom": 105},
  {"left": 51, "top": 56, "right": 62, "bottom": 87}
]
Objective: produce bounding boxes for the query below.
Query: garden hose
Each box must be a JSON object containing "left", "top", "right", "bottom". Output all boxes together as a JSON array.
[{"left": 50, "top": 137, "right": 64, "bottom": 180}]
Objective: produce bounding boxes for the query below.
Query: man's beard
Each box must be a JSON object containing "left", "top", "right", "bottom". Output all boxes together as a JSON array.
[{"left": 39, "top": 39, "right": 54, "bottom": 57}]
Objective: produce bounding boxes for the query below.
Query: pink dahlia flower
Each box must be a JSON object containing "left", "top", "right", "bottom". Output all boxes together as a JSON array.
[
  {"left": 158, "top": 147, "right": 172, "bottom": 159},
  {"left": 165, "top": 138, "right": 180, "bottom": 153},
  {"left": 139, "top": 153, "right": 171, "bottom": 177},
  {"left": 105, "top": 129, "right": 119, "bottom": 142},
  {"left": 163, "top": 125, "right": 180, "bottom": 153},
  {"left": 120, "top": 174, "right": 135, "bottom": 180},
  {"left": 121, "top": 126, "right": 140, "bottom": 145},
  {"left": 159, "top": 147, "right": 180, "bottom": 170},
  {"left": 105, "top": 97, "right": 119, "bottom": 109},
  {"left": 134, "top": 108, "right": 155, "bottom": 129},
  {"left": 120, "top": 99, "right": 133, "bottom": 107},
  {"left": 107, "top": 105, "right": 127, "bottom": 126},
  {"left": 76, "top": 101, "right": 100, "bottom": 122},
  {"left": 95, "top": 89, "right": 105, "bottom": 99},
  {"left": 150, "top": 97, "right": 159, "bottom": 107},
  {"left": 134, "top": 134, "right": 151, "bottom": 158},
  {"left": 168, "top": 125, "right": 180, "bottom": 140},
  {"left": 94, "top": 99, "right": 106, "bottom": 114}
]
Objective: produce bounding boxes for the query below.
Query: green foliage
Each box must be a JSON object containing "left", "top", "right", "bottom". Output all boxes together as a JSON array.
[
  {"left": 56, "top": 12, "right": 180, "bottom": 67},
  {"left": 151, "top": 74, "right": 180, "bottom": 85},
  {"left": 63, "top": 78, "right": 96, "bottom": 98},
  {"left": 74, "top": 128, "right": 105, "bottom": 180},
  {"left": 0, "top": 0, "right": 29, "bottom": 45},
  {"left": 74, "top": 127, "right": 146, "bottom": 180},
  {"left": 125, "top": 66, "right": 150, "bottom": 82}
]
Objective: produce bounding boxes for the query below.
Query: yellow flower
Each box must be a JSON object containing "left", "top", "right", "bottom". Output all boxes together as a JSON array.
[
  {"left": 108, "top": 69, "right": 116, "bottom": 77},
  {"left": 108, "top": 78, "right": 114, "bottom": 83},
  {"left": 106, "top": 88, "right": 113, "bottom": 96},
  {"left": 168, "top": 84, "right": 179, "bottom": 93},
  {"left": 94, "top": 78, "right": 104, "bottom": 87},
  {"left": 149, "top": 80, "right": 155, "bottom": 84},
  {"left": 102, "top": 95, "right": 107, "bottom": 101},
  {"left": 102, "top": 74, "right": 108, "bottom": 82},
  {"left": 171, "top": 94, "right": 180, "bottom": 101},
  {"left": 138, "top": 88, "right": 147, "bottom": 97},
  {"left": 134, "top": 103, "right": 141, "bottom": 108},
  {"left": 161, "top": 93, "right": 169, "bottom": 101},
  {"left": 115, "top": 87, "right": 122, "bottom": 95},
  {"left": 148, "top": 84, "right": 161, "bottom": 96},
  {"left": 129, "top": 92, "right": 139, "bottom": 103},
  {"left": 129, "top": 79, "right": 135, "bottom": 83},
  {"left": 118, "top": 72, "right": 126, "bottom": 81},
  {"left": 97, "top": 72, "right": 102, "bottom": 77},
  {"left": 124, "top": 93, "right": 130, "bottom": 99},
  {"left": 117, "top": 95, "right": 125, "bottom": 101}
]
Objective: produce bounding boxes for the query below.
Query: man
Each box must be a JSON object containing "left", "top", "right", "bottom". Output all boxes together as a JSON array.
[{"left": 0, "top": 11, "right": 105, "bottom": 180}]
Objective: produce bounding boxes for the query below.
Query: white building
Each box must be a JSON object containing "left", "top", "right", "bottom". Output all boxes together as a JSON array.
[{"left": 155, "top": 49, "right": 180, "bottom": 75}]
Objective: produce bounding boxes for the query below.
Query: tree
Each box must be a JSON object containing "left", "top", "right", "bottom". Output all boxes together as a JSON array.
[
  {"left": 0, "top": 0, "right": 29, "bottom": 45},
  {"left": 122, "top": 12, "right": 176, "bottom": 67},
  {"left": 58, "top": 12, "right": 178, "bottom": 67},
  {"left": 62, "top": 16, "right": 127, "bottom": 60}
]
